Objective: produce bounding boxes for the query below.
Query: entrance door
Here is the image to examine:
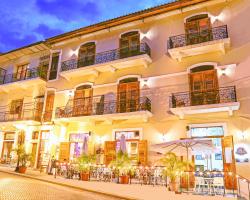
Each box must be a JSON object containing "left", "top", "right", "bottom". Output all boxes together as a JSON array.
[
  {"left": 73, "top": 85, "right": 93, "bottom": 116},
  {"left": 1, "top": 141, "right": 14, "bottom": 162},
  {"left": 37, "top": 131, "right": 50, "bottom": 169},
  {"left": 31, "top": 143, "right": 38, "bottom": 167},
  {"left": 117, "top": 78, "right": 140, "bottom": 113},
  {"left": 222, "top": 136, "right": 237, "bottom": 190},
  {"left": 104, "top": 141, "right": 116, "bottom": 166},
  {"left": 189, "top": 67, "right": 219, "bottom": 106},
  {"left": 185, "top": 14, "right": 212, "bottom": 45}
]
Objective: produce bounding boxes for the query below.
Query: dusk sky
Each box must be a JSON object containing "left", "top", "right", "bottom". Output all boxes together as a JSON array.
[{"left": 0, "top": 0, "right": 172, "bottom": 53}]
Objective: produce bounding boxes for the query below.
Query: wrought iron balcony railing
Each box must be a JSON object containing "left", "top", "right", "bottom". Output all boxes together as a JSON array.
[
  {"left": 169, "top": 86, "right": 237, "bottom": 108},
  {"left": 55, "top": 96, "right": 151, "bottom": 119},
  {"left": 168, "top": 25, "right": 229, "bottom": 49},
  {"left": 61, "top": 42, "right": 151, "bottom": 72},
  {"left": 0, "top": 67, "right": 48, "bottom": 85},
  {"left": 0, "top": 102, "right": 42, "bottom": 122}
]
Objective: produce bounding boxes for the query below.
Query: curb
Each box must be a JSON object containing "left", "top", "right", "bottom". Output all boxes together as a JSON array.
[{"left": 0, "top": 169, "right": 138, "bottom": 200}]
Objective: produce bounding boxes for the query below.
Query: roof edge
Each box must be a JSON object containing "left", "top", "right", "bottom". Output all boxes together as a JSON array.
[{"left": 46, "top": 0, "right": 210, "bottom": 45}]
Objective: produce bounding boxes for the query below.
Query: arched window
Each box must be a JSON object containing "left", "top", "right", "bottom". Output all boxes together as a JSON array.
[
  {"left": 73, "top": 84, "right": 93, "bottom": 116},
  {"left": 189, "top": 65, "right": 219, "bottom": 106},
  {"left": 78, "top": 42, "right": 96, "bottom": 68},
  {"left": 120, "top": 31, "right": 140, "bottom": 58},
  {"left": 117, "top": 77, "right": 140, "bottom": 113},
  {"left": 185, "top": 14, "right": 212, "bottom": 45}
]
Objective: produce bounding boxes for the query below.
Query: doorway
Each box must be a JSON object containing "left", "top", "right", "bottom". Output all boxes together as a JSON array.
[
  {"left": 73, "top": 85, "right": 93, "bottom": 116},
  {"left": 117, "top": 78, "right": 140, "bottom": 113},
  {"left": 189, "top": 65, "right": 219, "bottom": 106},
  {"left": 185, "top": 14, "right": 212, "bottom": 45},
  {"left": 120, "top": 31, "right": 140, "bottom": 58}
]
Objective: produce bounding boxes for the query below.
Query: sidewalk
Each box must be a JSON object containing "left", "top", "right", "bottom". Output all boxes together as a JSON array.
[{"left": 0, "top": 165, "right": 236, "bottom": 200}]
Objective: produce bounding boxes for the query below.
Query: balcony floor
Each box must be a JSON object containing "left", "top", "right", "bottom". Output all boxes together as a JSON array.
[
  {"left": 54, "top": 110, "right": 153, "bottom": 125},
  {"left": 0, "top": 77, "right": 46, "bottom": 93},
  {"left": 168, "top": 38, "right": 230, "bottom": 61},
  {"left": 170, "top": 101, "right": 240, "bottom": 119},
  {"left": 60, "top": 54, "right": 152, "bottom": 80}
]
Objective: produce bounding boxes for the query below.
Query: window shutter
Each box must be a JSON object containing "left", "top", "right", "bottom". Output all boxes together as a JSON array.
[
  {"left": 222, "top": 136, "right": 237, "bottom": 190},
  {"left": 43, "top": 91, "right": 55, "bottom": 122},
  {"left": 49, "top": 52, "right": 60, "bottom": 80},
  {"left": 138, "top": 140, "right": 147, "bottom": 166},
  {"left": 104, "top": 141, "right": 116, "bottom": 166}
]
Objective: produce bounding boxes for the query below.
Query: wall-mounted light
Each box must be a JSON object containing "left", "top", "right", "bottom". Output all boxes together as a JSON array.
[
  {"left": 140, "top": 30, "right": 154, "bottom": 40},
  {"left": 142, "top": 79, "right": 148, "bottom": 87},
  {"left": 70, "top": 48, "right": 79, "bottom": 57},
  {"left": 221, "top": 68, "right": 227, "bottom": 76},
  {"left": 66, "top": 90, "right": 74, "bottom": 98},
  {"left": 161, "top": 133, "right": 168, "bottom": 142}
]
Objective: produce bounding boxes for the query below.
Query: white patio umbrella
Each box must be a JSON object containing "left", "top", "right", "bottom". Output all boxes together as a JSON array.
[
  {"left": 152, "top": 138, "right": 214, "bottom": 191},
  {"left": 120, "top": 134, "right": 127, "bottom": 153},
  {"left": 152, "top": 138, "right": 214, "bottom": 158},
  {"left": 83, "top": 136, "right": 88, "bottom": 155}
]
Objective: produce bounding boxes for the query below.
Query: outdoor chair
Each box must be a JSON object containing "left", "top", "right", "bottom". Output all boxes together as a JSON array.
[{"left": 213, "top": 177, "right": 224, "bottom": 195}]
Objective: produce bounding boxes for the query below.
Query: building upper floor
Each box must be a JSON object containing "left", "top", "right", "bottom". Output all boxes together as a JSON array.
[
  {"left": 0, "top": 0, "right": 250, "bottom": 123},
  {"left": 0, "top": 0, "right": 249, "bottom": 89}
]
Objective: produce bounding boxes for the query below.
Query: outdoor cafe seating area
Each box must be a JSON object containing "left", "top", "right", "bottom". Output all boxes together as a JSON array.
[{"left": 52, "top": 161, "right": 237, "bottom": 197}]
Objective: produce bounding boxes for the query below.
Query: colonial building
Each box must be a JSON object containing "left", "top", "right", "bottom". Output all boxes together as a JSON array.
[{"left": 0, "top": 0, "right": 250, "bottom": 188}]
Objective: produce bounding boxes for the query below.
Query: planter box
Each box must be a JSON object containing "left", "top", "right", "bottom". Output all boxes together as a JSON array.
[
  {"left": 18, "top": 166, "right": 27, "bottom": 174},
  {"left": 80, "top": 172, "right": 89, "bottom": 181},
  {"left": 119, "top": 175, "right": 129, "bottom": 184}
]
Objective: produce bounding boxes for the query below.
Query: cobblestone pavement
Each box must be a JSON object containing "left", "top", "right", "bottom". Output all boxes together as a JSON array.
[{"left": 0, "top": 172, "right": 123, "bottom": 200}]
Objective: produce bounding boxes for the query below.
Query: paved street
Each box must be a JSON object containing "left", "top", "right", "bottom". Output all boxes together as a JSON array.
[{"left": 0, "top": 172, "right": 123, "bottom": 200}]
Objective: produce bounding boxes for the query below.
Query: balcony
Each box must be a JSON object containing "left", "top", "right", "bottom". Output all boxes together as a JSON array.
[
  {"left": 60, "top": 43, "right": 152, "bottom": 79},
  {"left": 169, "top": 86, "right": 240, "bottom": 118},
  {"left": 0, "top": 67, "right": 47, "bottom": 92},
  {"left": 0, "top": 103, "right": 42, "bottom": 125},
  {"left": 167, "top": 25, "right": 230, "bottom": 61},
  {"left": 54, "top": 96, "right": 152, "bottom": 124}
]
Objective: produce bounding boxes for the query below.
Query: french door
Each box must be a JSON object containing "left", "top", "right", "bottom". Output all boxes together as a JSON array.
[
  {"left": 120, "top": 32, "right": 140, "bottom": 58},
  {"left": 185, "top": 15, "right": 212, "bottom": 45},
  {"left": 10, "top": 99, "right": 23, "bottom": 120},
  {"left": 189, "top": 69, "right": 219, "bottom": 106},
  {"left": 117, "top": 81, "right": 140, "bottom": 113},
  {"left": 16, "top": 64, "right": 28, "bottom": 80},
  {"left": 78, "top": 42, "right": 96, "bottom": 68},
  {"left": 73, "top": 86, "right": 93, "bottom": 116},
  {"left": 34, "top": 96, "right": 44, "bottom": 121}
]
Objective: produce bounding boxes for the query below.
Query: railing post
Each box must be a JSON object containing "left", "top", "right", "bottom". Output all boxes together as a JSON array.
[
  {"left": 248, "top": 181, "right": 250, "bottom": 200},
  {"left": 238, "top": 176, "right": 241, "bottom": 198}
]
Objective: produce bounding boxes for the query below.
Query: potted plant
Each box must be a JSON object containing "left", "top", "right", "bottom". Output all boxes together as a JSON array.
[
  {"left": 160, "top": 152, "right": 188, "bottom": 192},
  {"left": 13, "top": 144, "right": 31, "bottom": 174},
  {"left": 78, "top": 153, "right": 96, "bottom": 181},
  {"left": 109, "top": 150, "right": 133, "bottom": 184}
]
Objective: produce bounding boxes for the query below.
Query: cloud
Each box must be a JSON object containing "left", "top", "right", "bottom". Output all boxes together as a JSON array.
[
  {"left": 36, "top": 0, "right": 100, "bottom": 22},
  {"left": 0, "top": 0, "right": 170, "bottom": 52}
]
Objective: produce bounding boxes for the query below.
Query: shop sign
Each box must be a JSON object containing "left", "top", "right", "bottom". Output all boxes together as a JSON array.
[{"left": 235, "top": 143, "right": 250, "bottom": 163}]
